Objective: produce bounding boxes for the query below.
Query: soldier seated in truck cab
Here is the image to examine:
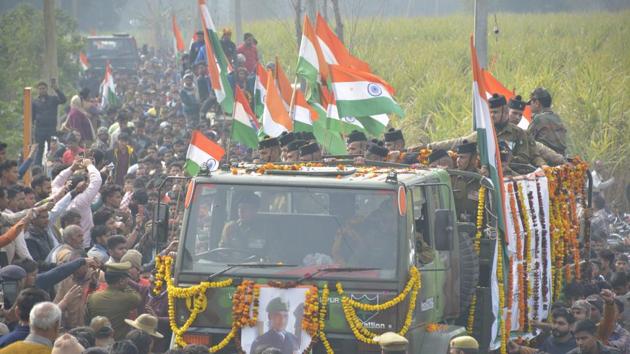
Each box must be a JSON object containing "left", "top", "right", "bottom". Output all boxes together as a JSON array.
[
  {"left": 219, "top": 193, "right": 266, "bottom": 250},
  {"left": 331, "top": 199, "right": 396, "bottom": 269}
]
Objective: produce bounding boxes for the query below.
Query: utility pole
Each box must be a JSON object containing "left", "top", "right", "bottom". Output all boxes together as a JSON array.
[
  {"left": 43, "top": 0, "right": 58, "bottom": 83},
  {"left": 473, "top": 0, "right": 488, "bottom": 68},
  {"left": 234, "top": 0, "right": 242, "bottom": 45}
]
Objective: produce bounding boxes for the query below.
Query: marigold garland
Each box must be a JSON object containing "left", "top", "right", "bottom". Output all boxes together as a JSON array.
[
  {"left": 336, "top": 267, "right": 420, "bottom": 344},
  {"left": 497, "top": 241, "right": 507, "bottom": 354},
  {"left": 474, "top": 186, "right": 486, "bottom": 254},
  {"left": 318, "top": 284, "right": 333, "bottom": 354},
  {"left": 467, "top": 294, "right": 477, "bottom": 335},
  {"left": 536, "top": 180, "right": 550, "bottom": 303},
  {"left": 302, "top": 286, "right": 320, "bottom": 337},
  {"left": 515, "top": 183, "right": 532, "bottom": 332}
]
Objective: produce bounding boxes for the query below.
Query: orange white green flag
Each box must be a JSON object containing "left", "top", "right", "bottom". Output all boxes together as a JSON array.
[
  {"left": 231, "top": 86, "right": 260, "bottom": 149},
  {"left": 185, "top": 130, "right": 225, "bottom": 175},
  {"left": 329, "top": 64, "right": 403, "bottom": 119},
  {"left": 262, "top": 70, "right": 292, "bottom": 137}
]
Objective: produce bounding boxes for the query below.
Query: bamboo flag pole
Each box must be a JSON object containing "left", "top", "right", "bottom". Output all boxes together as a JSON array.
[{"left": 23, "top": 87, "right": 32, "bottom": 185}]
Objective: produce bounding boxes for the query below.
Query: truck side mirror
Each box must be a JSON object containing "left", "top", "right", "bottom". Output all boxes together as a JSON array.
[
  {"left": 153, "top": 203, "right": 170, "bottom": 247},
  {"left": 434, "top": 209, "right": 454, "bottom": 251}
]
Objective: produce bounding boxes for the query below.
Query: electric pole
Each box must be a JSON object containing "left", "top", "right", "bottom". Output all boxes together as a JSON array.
[
  {"left": 234, "top": 0, "right": 242, "bottom": 45},
  {"left": 43, "top": 0, "right": 59, "bottom": 83},
  {"left": 474, "top": 0, "right": 488, "bottom": 68}
]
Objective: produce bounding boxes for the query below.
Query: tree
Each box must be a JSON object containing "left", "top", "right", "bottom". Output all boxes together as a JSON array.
[{"left": 0, "top": 4, "right": 82, "bottom": 154}]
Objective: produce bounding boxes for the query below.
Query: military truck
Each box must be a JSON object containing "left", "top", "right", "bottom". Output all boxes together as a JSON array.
[
  {"left": 156, "top": 163, "right": 489, "bottom": 353},
  {"left": 84, "top": 33, "right": 139, "bottom": 74}
]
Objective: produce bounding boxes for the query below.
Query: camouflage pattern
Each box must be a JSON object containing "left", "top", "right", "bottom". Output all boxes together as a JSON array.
[{"left": 528, "top": 108, "right": 568, "bottom": 155}]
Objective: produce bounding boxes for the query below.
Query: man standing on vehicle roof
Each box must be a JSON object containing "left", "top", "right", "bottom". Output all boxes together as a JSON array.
[
  {"left": 298, "top": 143, "right": 321, "bottom": 162},
  {"left": 250, "top": 297, "right": 299, "bottom": 354},
  {"left": 452, "top": 141, "right": 481, "bottom": 222},
  {"left": 257, "top": 136, "right": 281, "bottom": 163},
  {"left": 508, "top": 95, "right": 527, "bottom": 126},
  {"left": 423, "top": 94, "right": 546, "bottom": 169},
  {"left": 528, "top": 87, "right": 568, "bottom": 156}
]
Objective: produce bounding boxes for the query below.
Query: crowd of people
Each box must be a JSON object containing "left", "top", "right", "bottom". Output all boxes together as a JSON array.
[{"left": 0, "top": 23, "right": 624, "bottom": 354}]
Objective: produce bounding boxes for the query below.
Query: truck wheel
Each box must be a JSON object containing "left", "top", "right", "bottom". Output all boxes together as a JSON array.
[{"left": 459, "top": 231, "right": 479, "bottom": 310}]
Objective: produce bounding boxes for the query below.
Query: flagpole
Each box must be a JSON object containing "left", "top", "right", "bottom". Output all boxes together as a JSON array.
[
  {"left": 224, "top": 94, "right": 238, "bottom": 166},
  {"left": 288, "top": 76, "right": 299, "bottom": 124}
]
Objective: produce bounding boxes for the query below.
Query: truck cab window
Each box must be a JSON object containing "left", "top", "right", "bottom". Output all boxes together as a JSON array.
[{"left": 411, "top": 186, "right": 435, "bottom": 265}]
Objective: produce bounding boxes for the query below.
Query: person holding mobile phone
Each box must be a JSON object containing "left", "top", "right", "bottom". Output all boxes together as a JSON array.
[{"left": 32, "top": 79, "right": 66, "bottom": 166}]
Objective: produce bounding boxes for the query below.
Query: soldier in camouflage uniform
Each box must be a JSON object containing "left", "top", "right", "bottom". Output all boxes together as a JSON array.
[
  {"left": 527, "top": 87, "right": 568, "bottom": 156},
  {"left": 426, "top": 93, "right": 546, "bottom": 169},
  {"left": 451, "top": 141, "right": 481, "bottom": 222}
]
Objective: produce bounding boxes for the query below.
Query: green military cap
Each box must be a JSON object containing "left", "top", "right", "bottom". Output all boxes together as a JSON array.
[
  {"left": 373, "top": 332, "right": 409, "bottom": 351},
  {"left": 529, "top": 87, "right": 551, "bottom": 103},
  {"left": 105, "top": 261, "right": 132, "bottom": 272},
  {"left": 266, "top": 297, "right": 289, "bottom": 313},
  {"left": 347, "top": 130, "right": 367, "bottom": 144},
  {"left": 367, "top": 141, "right": 389, "bottom": 158},
  {"left": 450, "top": 335, "right": 479, "bottom": 350},
  {"left": 278, "top": 132, "right": 295, "bottom": 147},
  {"left": 299, "top": 142, "right": 321, "bottom": 156}
]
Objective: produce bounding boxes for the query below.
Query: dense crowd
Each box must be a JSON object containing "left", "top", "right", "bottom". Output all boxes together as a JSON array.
[{"left": 0, "top": 26, "right": 625, "bottom": 354}]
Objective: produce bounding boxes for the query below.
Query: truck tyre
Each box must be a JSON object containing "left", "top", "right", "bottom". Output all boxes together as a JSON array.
[{"left": 459, "top": 231, "right": 479, "bottom": 310}]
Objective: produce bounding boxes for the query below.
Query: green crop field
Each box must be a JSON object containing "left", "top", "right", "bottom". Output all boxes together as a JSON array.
[{"left": 246, "top": 11, "right": 630, "bottom": 205}]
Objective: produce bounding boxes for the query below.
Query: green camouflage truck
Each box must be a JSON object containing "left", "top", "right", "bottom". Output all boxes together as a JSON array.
[{"left": 157, "top": 164, "right": 491, "bottom": 353}]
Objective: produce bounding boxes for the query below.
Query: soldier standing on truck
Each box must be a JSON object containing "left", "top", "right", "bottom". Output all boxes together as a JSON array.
[
  {"left": 346, "top": 130, "right": 368, "bottom": 155},
  {"left": 452, "top": 141, "right": 481, "bottom": 222},
  {"left": 257, "top": 137, "right": 281, "bottom": 163},
  {"left": 527, "top": 87, "right": 568, "bottom": 156},
  {"left": 507, "top": 95, "right": 528, "bottom": 126},
  {"left": 425, "top": 94, "right": 546, "bottom": 169},
  {"left": 250, "top": 297, "right": 299, "bottom": 354}
]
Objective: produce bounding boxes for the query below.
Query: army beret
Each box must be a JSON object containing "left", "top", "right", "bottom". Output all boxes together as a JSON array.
[
  {"left": 301, "top": 131, "right": 316, "bottom": 141},
  {"left": 0, "top": 265, "right": 27, "bottom": 281},
  {"left": 105, "top": 261, "right": 132, "bottom": 272},
  {"left": 457, "top": 141, "right": 477, "bottom": 154},
  {"left": 450, "top": 335, "right": 479, "bottom": 350},
  {"left": 428, "top": 149, "right": 449, "bottom": 164},
  {"left": 374, "top": 332, "right": 409, "bottom": 351},
  {"left": 278, "top": 132, "right": 295, "bottom": 147},
  {"left": 258, "top": 136, "right": 279, "bottom": 149},
  {"left": 299, "top": 142, "right": 320, "bottom": 156},
  {"left": 347, "top": 130, "right": 367, "bottom": 144},
  {"left": 266, "top": 297, "right": 289, "bottom": 313},
  {"left": 488, "top": 93, "right": 507, "bottom": 108},
  {"left": 384, "top": 128, "right": 403, "bottom": 142},
  {"left": 286, "top": 140, "right": 307, "bottom": 152},
  {"left": 367, "top": 142, "right": 389, "bottom": 158},
  {"left": 508, "top": 95, "right": 527, "bottom": 111}
]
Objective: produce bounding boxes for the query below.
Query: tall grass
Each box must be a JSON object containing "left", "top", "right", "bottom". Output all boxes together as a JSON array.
[{"left": 245, "top": 11, "right": 630, "bottom": 207}]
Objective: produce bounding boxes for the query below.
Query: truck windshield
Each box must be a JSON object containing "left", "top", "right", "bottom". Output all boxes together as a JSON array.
[{"left": 180, "top": 183, "right": 400, "bottom": 280}]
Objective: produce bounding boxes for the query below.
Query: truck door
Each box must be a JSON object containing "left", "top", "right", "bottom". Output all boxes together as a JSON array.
[{"left": 410, "top": 186, "right": 440, "bottom": 323}]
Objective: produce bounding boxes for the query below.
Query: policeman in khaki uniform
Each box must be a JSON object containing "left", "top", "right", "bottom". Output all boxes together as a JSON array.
[
  {"left": 527, "top": 87, "right": 568, "bottom": 156},
  {"left": 426, "top": 94, "right": 546, "bottom": 169},
  {"left": 373, "top": 332, "right": 409, "bottom": 354},
  {"left": 452, "top": 141, "right": 481, "bottom": 222},
  {"left": 449, "top": 335, "right": 480, "bottom": 354}
]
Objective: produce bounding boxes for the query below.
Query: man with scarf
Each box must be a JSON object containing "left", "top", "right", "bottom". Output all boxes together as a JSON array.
[{"left": 179, "top": 73, "right": 200, "bottom": 129}]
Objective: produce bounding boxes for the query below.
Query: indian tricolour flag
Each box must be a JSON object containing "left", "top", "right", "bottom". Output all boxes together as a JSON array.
[
  {"left": 253, "top": 63, "right": 267, "bottom": 118},
  {"left": 292, "top": 88, "right": 318, "bottom": 132},
  {"left": 79, "top": 52, "right": 89, "bottom": 71},
  {"left": 483, "top": 69, "right": 532, "bottom": 129},
  {"left": 171, "top": 14, "right": 185, "bottom": 55},
  {"left": 262, "top": 69, "right": 292, "bottom": 137},
  {"left": 99, "top": 62, "right": 118, "bottom": 108},
  {"left": 321, "top": 85, "right": 364, "bottom": 134},
  {"left": 199, "top": 0, "right": 233, "bottom": 114},
  {"left": 274, "top": 58, "right": 293, "bottom": 109},
  {"left": 232, "top": 86, "right": 260, "bottom": 149},
  {"left": 296, "top": 15, "right": 328, "bottom": 84},
  {"left": 329, "top": 64, "right": 403, "bottom": 119},
  {"left": 315, "top": 13, "right": 370, "bottom": 72},
  {"left": 185, "top": 130, "right": 225, "bottom": 175},
  {"left": 471, "top": 35, "right": 508, "bottom": 351}
]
